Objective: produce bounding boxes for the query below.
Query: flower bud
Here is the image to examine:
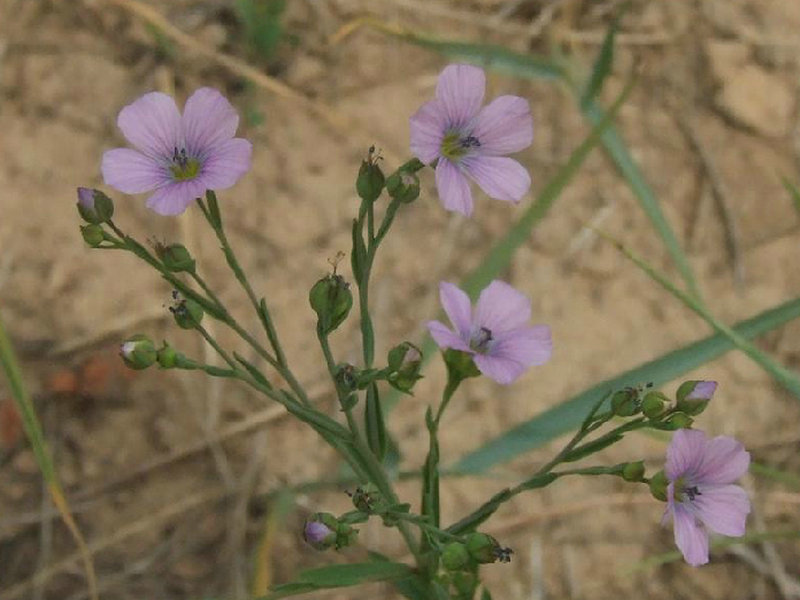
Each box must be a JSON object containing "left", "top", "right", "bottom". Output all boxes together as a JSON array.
[
  {"left": 441, "top": 542, "right": 470, "bottom": 571},
  {"left": 156, "top": 343, "right": 179, "bottom": 368},
  {"left": 303, "top": 513, "right": 338, "bottom": 551},
  {"left": 676, "top": 380, "right": 716, "bottom": 416},
  {"left": 76, "top": 187, "right": 114, "bottom": 224},
  {"left": 649, "top": 470, "right": 668, "bottom": 502},
  {"left": 622, "top": 460, "right": 646, "bottom": 482},
  {"left": 641, "top": 391, "right": 667, "bottom": 419},
  {"left": 611, "top": 388, "right": 639, "bottom": 417},
  {"left": 155, "top": 243, "right": 196, "bottom": 273},
  {"left": 80, "top": 224, "right": 105, "bottom": 248},
  {"left": 170, "top": 297, "right": 204, "bottom": 330},
  {"left": 356, "top": 146, "right": 385, "bottom": 203},
  {"left": 120, "top": 335, "right": 157, "bottom": 370},
  {"left": 386, "top": 170, "right": 420, "bottom": 204},
  {"left": 662, "top": 412, "right": 693, "bottom": 430},
  {"left": 465, "top": 533, "right": 511, "bottom": 564},
  {"left": 386, "top": 342, "right": 423, "bottom": 393},
  {"left": 309, "top": 274, "right": 353, "bottom": 335}
]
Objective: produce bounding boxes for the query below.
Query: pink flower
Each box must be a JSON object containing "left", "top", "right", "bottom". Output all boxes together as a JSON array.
[
  {"left": 426, "top": 281, "right": 551, "bottom": 385},
  {"left": 102, "top": 88, "right": 252, "bottom": 216},
  {"left": 409, "top": 64, "right": 533, "bottom": 216},
  {"left": 663, "top": 429, "right": 751, "bottom": 566}
]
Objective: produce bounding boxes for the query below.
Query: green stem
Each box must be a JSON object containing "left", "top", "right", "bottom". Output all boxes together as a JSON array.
[{"left": 316, "top": 327, "right": 421, "bottom": 563}]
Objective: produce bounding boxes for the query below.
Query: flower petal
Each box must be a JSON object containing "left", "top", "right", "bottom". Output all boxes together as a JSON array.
[
  {"left": 101, "top": 148, "right": 168, "bottom": 194},
  {"left": 474, "top": 280, "right": 531, "bottom": 333},
  {"left": 145, "top": 180, "right": 206, "bottom": 216},
  {"left": 182, "top": 87, "right": 240, "bottom": 158},
  {"left": 435, "top": 64, "right": 485, "bottom": 129},
  {"left": 438, "top": 282, "right": 472, "bottom": 339},
  {"left": 472, "top": 95, "right": 533, "bottom": 155},
  {"left": 435, "top": 159, "right": 474, "bottom": 216},
  {"left": 695, "top": 435, "right": 751, "bottom": 485},
  {"left": 473, "top": 352, "right": 527, "bottom": 385},
  {"left": 116, "top": 91, "right": 181, "bottom": 159},
  {"left": 693, "top": 484, "right": 750, "bottom": 537},
  {"left": 427, "top": 320, "right": 471, "bottom": 353},
  {"left": 665, "top": 428, "right": 707, "bottom": 481},
  {"left": 491, "top": 325, "right": 552, "bottom": 368},
  {"left": 672, "top": 503, "right": 709, "bottom": 566},
  {"left": 463, "top": 156, "right": 531, "bottom": 203},
  {"left": 409, "top": 100, "right": 446, "bottom": 164},
  {"left": 198, "top": 138, "right": 253, "bottom": 190}
]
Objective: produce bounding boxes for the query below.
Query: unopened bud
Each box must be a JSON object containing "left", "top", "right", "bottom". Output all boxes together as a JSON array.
[
  {"left": 76, "top": 187, "right": 114, "bottom": 224},
  {"left": 662, "top": 412, "right": 693, "bottom": 430},
  {"left": 120, "top": 335, "right": 157, "bottom": 370},
  {"left": 80, "top": 224, "right": 105, "bottom": 248},
  {"left": 642, "top": 391, "right": 668, "bottom": 418},
  {"left": 156, "top": 243, "right": 196, "bottom": 273},
  {"left": 386, "top": 342, "right": 423, "bottom": 393},
  {"left": 622, "top": 460, "right": 646, "bottom": 482},
  {"left": 441, "top": 542, "right": 470, "bottom": 571},
  {"left": 356, "top": 146, "right": 385, "bottom": 203},
  {"left": 611, "top": 388, "right": 639, "bottom": 417},
  {"left": 156, "top": 343, "right": 179, "bottom": 368},
  {"left": 676, "top": 380, "right": 716, "bottom": 416},
  {"left": 649, "top": 470, "right": 668, "bottom": 502},
  {"left": 303, "top": 513, "right": 338, "bottom": 551},
  {"left": 386, "top": 170, "right": 420, "bottom": 204},
  {"left": 309, "top": 274, "right": 353, "bottom": 335},
  {"left": 465, "top": 533, "right": 511, "bottom": 564}
]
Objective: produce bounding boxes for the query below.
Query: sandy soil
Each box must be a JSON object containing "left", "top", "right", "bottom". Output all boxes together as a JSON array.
[{"left": 1, "top": 0, "right": 799, "bottom": 598}]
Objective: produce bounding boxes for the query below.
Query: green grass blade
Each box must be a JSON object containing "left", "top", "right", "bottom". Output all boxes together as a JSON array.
[
  {"left": 258, "top": 561, "right": 414, "bottom": 599},
  {"left": 452, "top": 296, "right": 800, "bottom": 474},
  {"left": 0, "top": 311, "right": 99, "bottom": 599},
  {"left": 580, "top": 2, "right": 628, "bottom": 108},
  {"left": 398, "top": 34, "right": 564, "bottom": 81},
  {"left": 781, "top": 176, "right": 800, "bottom": 216},
  {"left": 580, "top": 100, "right": 702, "bottom": 300},
  {"left": 599, "top": 230, "right": 800, "bottom": 397},
  {"left": 626, "top": 530, "right": 800, "bottom": 574}
]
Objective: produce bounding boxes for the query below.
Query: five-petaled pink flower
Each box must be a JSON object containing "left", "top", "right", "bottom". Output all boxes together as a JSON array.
[
  {"left": 427, "top": 280, "right": 551, "bottom": 384},
  {"left": 409, "top": 64, "right": 533, "bottom": 217},
  {"left": 102, "top": 88, "right": 252, "bottom": 216},
  {"left": 663, "top": 428, "right": 751, "bottom": 566}
]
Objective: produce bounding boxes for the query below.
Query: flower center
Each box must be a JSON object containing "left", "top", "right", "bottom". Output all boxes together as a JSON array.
[
  {"left": 674, "top": 477, "right": 702, "bottom": 503},
  {"left": 440, "top": 131, "right": 481, "bottom": 161},
  {"left": 470, "top": 326, "right": 493, "bottom": 354},
  {"left": 169, "top": 147, "right": 201, "bottom": 181}
]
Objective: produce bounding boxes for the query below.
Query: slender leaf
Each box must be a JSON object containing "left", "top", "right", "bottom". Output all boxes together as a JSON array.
[
  {"left": 453, "top": 296, "right": 800, "bottom": 474},
  {"left": 364, "top": 383, "right": 387, "bottom": 461},
  {"left": 580, "top": 2, "right": 628, "bottom": 108},
  {"left": 626, "top": 530, "right": 800, "bottom": 574},
  {"left": 781, "top": 176, "right": 800, "bottom": 216},
  {"left": 258, "top": 561, "right": 414, "bottom": 598}
]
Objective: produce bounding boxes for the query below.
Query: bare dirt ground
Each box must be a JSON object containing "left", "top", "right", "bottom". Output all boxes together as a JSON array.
[{"left": 1, "top": 0, "right": 800, "bottom": 598}]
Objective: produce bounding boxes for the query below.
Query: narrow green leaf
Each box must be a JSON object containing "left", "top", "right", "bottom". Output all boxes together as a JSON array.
[
  {"left": 234, "top": 351, "right": 272, "bottom": 387},
  {"left": 398, "top": 34, "right": 564, "bottom": 80},
  {"left": 579, "top": 1, "right": 629, "bottom": 108},
  {"left": 364, "top": 383, "right": 387, "bottom": 461},
  {"left": 258, "top": 560, "right": 414, "bottom": 598},
  {"left": 421, "top": 407, "right": 441, "bottom": 527},
  {"left": 205, "top": 190, "right": 223, "bottom": 229},
  {"left": 626, "top": 530, "right": 800, "bottom": 574},
  {"left": 781, "top": 176, "right": 800, "bottom": 216},
  {"left": 563, "top": 434, "right": 623, "bottom": 462},
  {"left": 351, "top": 218, "right": 367, "bottom": 282},
  {"left": 453, "top": 296, "right": 800, "bottom": 474},
  {"left": 580, "top": 99, "right": 701, "bottom": 300},
  {"left": 517, "top": 471, "right": 559, "bottom": 491},
  {"left": 481, "top": 588, "right": 493, "bottom": 600}
]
